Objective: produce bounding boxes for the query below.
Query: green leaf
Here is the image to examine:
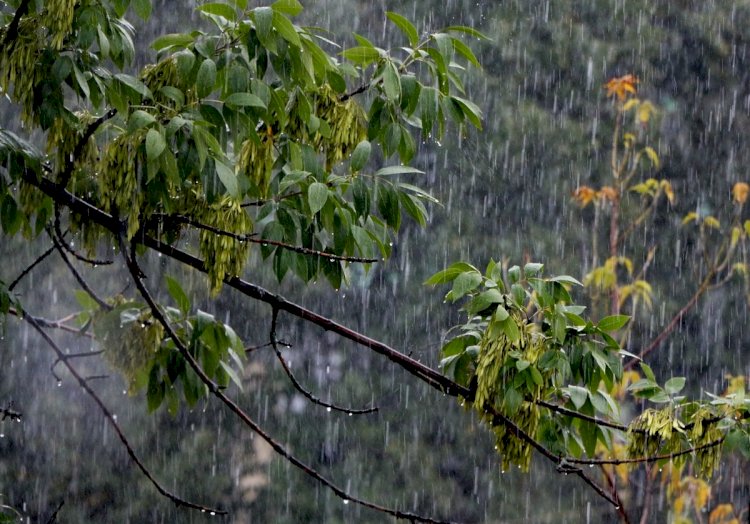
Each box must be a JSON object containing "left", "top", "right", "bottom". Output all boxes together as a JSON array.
[
  {"left": 165, "top": 275, "right": 191, "bottom": 314},
  {"left": 215, "top": 160, "right": 239, "bottom": 197},
  {"left": 443, "top": 25, "right": 489, "bottom": 40},
  {"left": 451, "top": 37, "right": 481, "bottom": 68},
  {"left": 132, "top": 0, "right": 152, "bottom": 20},
  {"left": 664, "top": 377, "right": 686, "bottom": 395},
  {"left": 640, "top": 362, "right": 656, "bottom": 382},
  {"left": 115, "top": 73, "right": 152, "bottom": 99},
  {"left": 419, "top": 86, "right": 439, "bottom": 135},
  {"left": 382, "top": 61, "right": 401, "bottom": 102},
  {"left": 0, "top": 194, "right": 21, "bottom": 236},
  {"left": 224, "top": 92, "right": 266, "bottom": 108},
  {"left": 564, "top": 385, "right": 589, "bottom": 410},
  {"left": 196, "top": 2, "right": 237, "bottom": 21},
  {"left": 499, "top": 315, "right": 520, "bottom": 343},
  {"left": 374, "top": 165, "right": 423, "bottom": 177},
  {"left": 597, "top": 315, "right": 630, "bottom": 332},
  {"left": 196, "top": 58, "right": 217, "bottom": 98},
  {"left": 451, "top": 95, "right": 483, "bottom": 129},
  {"left": 449, "top": 270, "right": 483, "bottom": 301},
  {"left": 523, "top": 262, "right": 544, "bottom": 277},
  {"left": 127, "top": 109, "right": 157, "bottom": 132},
  {"left": 386, "top": 12, "right": 418, "bottom": 46},
  {"left": 272, "top": 11, "right": 301, "bottom": 48},
  {"left": 350, "top": 140, "right": 371, "bottom": 172},
  {"left": 341, "top": 46, "right": 381, "bottom": 66},
  {"left": 145, "top": 128, "right": 166, "bottom": 161},
  {"left": 377, "top": 183, "right": 401, "bottom": 230},
  {"left": 271, "top": 0, "right": 303, "bottom": 16},
  {"left": 308, "top": 182, "right": 328, "bottom": 214},
  {"left": 254, "top": 7, "right": 274, "bottom": 44},
  {"left": 466, "top": 288, "right": 503, "bottom": 316},
  {"left": 425, "top": 262, "right": 480, "bottom": 285},
  {"left": 548, "top": 274, "right": 584, "bottom": 286},
  {"left": 151, "top": 33, "right": 195, "bottom": 51}
]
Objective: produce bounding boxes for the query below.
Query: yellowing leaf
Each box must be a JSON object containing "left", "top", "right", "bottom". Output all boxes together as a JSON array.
[
  {"left": 704, "top": 215, "right": 721, "bottom": 229},
  {"left": 622, "top": 132, "right": 636, "bottom": 148},
  {"left": 732, "top": 182, "right": 749, "bottom": 204},
  {"left": 709, "top": 504, "right": 738, "bottom": 524},
  {"left": 637, "top": 100, "right": 656, "bottom": 123},
  {"left": 682, "top": 211, "right": 699, "bottom": 225},
  {"left": 622, "top": 99, "right": 639, "bottom": 112},
  {"left": 660, "top": 180, "right": 675, "bottom": 203},
  {"left": 573, "top": 186, "right": 596, "bottom": 207},
  {"left": 731, "top": 226, "right": 742, "bottom": 248},
  {"left": 643, "top": 146, "right": 660, "bottom": 168},
  {"left": 604, "top": 74, "right": 638, "bottom": 101},
  {"left": 598, "top": 186, "right": 618, "bottom": 202}
]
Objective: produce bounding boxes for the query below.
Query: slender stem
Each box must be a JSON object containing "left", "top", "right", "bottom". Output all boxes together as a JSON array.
[
  {"left": 8, "top": 244, "right": 55, "bottom": 291},
  {"left": 270, "top": 309, "right": 378, "bottom": 415}
]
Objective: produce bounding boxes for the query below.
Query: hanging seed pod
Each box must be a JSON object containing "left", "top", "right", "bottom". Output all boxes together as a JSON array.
[{"left": 474, "top": 309, "right": 544, "bottom": 472}]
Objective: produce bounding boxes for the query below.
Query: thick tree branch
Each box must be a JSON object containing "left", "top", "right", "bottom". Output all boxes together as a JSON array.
[
  {"left": 22, "top": 312, "right": 225, "bottom": 515},
  {"left": 270, "top": 308, "right": 378, "bottom": 415},
  {"left": 121, "top": 236, "right": 453, "bottom": 523}
]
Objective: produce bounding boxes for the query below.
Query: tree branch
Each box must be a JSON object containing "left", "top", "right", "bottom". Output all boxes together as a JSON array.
[
  {"left": 49, "top": 229, "right": 111, "bottom": 311},
  {"left": 156, "top": 213, "right": 378, "bottom": 263},
  {"left": 120, "top": 235, "right": 453, "bottom": 523},
  {"left": 270, "top": 308, "right": 378, "bottom": 415},
  {"left": 22, "top": 312, "right": 226, "bottom": 515},
  {"left": 8, "top": 244, "right": 55, "bottom": 291}
]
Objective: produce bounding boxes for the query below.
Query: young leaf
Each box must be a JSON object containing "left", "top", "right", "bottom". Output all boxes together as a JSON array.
[
  {"left": 145, "top": 128, "right": 166, "bottom": 161},
  {"left": 196, "top": 58, "right": 217, "bottom": 98},
  {"left": 664, "top": 376, "right": 686, "bottom": 395},
  {"left": 308, "top": 182, "right": 328, "bottom": 214},
  {"left": 350, "top": 140, "right": 371, "bottom": 172},
  {"left": 425, "top": 262, "right": 481, "bottom": 285},
  {"left": 165, "top": 275, "right": 191, "bottom": 314},
  {"left": 386, "top": 11, "right": 418, "bottom": 47},
  {"left": 597, "top": 315, "right": 630, "bottom": 332}
]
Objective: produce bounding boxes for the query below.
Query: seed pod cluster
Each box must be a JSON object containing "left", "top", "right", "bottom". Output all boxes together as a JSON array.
[
  {"left": 687, "top": 408, "right": 723, "bottom": 478},
  {"left": 312, "top": 84, "right": 366, "bottom": 169},
  {"left": 627, "top": 407, "right": 682, "bottom": 460},
  {"left": 98, "top": 308, "right": 165, "bottom": 392},
  {"left": 474, "top": 309, "right": 544, "bottom": 472},
  {"left": 42, "top": 0, "right": 76, "bottom": 50},
  {"left": 46, "top": 112, "right": 99, "bottom": 178},
  {"left": 0, "top": 19, "right": 42, "bottom": 124},
  {"left": 141, "top": 57, "right": 196, "bottom": 107},
  {"left": 237, "top": 136, "right": 274, "bottom": 198},
  {"left": 196, "top": 196, "right": 253, "bottom": 294},
  {"left": 98, "top": 131, "right": 146, "bottom": 239}
]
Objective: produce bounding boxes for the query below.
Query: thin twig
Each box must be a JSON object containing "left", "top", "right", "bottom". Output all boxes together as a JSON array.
[
  {"left": 45, "top": 501, "right": 64, "bottom": 524},
  {"left": 58, "top": 108, "right": 117, "bottom": 189},
  {"left": 121, "top": 237, "right": 452, "bottom": 524},
  {"left": 8, "top": 244, "right": 55, "bottom": 291},
  {"left": 157, "top": 214, "right": 378, "bottom": 263},
  {"left": 563, "top": 437, "right": 725, "bottom": 466},
  {"left": 49, "top": 229, "right": 111, "bottom": 311},
  {"left": 22, "top": 312, "right": 226, "bottom": 515},
  {"left": 270, "top": 309, "right": 378, "bottom": 415},
  {"left": 8, "top": 307, "right": 95, "bottom": 338}
]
